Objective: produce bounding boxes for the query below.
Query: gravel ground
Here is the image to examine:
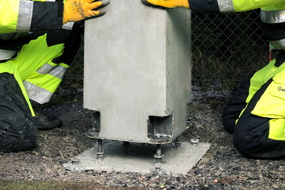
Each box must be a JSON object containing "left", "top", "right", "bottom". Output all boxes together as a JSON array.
[{"left": 1, "top": 83, "right": 285, "bottom": 189}]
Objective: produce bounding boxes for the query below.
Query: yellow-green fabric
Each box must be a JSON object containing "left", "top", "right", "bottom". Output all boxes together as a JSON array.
[
  {"left": 0, "top": 0, "right": 20, "bottom": 33},
  {"left": 235, "top": 59, "right": 280, "bottom": 123},
  {"left": 252, "top": 70, "right": 285, "bottom": 119},
  {"left": 233, "top": 0, "right": 285, "bottom": 12},
  {"left": 246, "top": 59, "right": 285, "bottom": 105},
  {"left": 261, "top": 2, "right": 285, "bottom": 11},
  {"left": 268, "top": 119, "right": 285, "bottom": 140},
  {"left": 16, "top": 34, "right": 64, "bottom": 80},
  {"left": 0, "top": 33, "right": 67, "bottom": 116},
  {"left": 25, "top": 62, "right": 69, "bottom": 93}
]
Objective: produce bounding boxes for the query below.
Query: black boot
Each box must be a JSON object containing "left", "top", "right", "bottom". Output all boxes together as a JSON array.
[
  {"left": 35, "top": 112, "right": 63, "bottom": 130},
  {"left": 31, "top": 100, "right": 63, "bottom": 130}
]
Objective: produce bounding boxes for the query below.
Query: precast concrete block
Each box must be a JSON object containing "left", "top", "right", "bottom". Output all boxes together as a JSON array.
[{"left": 84, "top": 0, "right": 191, "bottom": 144}]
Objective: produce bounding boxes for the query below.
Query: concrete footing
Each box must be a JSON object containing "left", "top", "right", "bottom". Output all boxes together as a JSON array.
[{"left": 64, "top": 141, "right": 210, "bottom": 175}]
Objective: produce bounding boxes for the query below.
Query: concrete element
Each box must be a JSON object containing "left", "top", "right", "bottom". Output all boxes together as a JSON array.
[
  {"left": 64, "top": 141, "right": 210, "bottom": 175},
  {"left": 84, "top": 0, "right": 191, "bottom": 144}
]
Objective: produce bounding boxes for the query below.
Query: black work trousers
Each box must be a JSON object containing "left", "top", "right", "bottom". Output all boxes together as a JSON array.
[{"left": 0, "top": 72, "right": 38, "bottom": 152}]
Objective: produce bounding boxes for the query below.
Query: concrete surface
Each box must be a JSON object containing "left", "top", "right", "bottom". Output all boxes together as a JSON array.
[
  {"left": 64, "top": 141, "right": 210, "bottom": 175},
  {"left": 84, "top": 0, "right": 191, "bottom": 143}
]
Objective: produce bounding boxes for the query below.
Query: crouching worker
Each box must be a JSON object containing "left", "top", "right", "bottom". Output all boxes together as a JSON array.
[
  {"left": 0, "top": 0, "right": 109, "bottom": 152},
  {"left": 222, "top": 50, "right": 285, "bottom": 159}
]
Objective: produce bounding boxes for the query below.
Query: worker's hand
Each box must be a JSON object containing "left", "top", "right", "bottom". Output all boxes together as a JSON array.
[
  {"left": 141, "top": 0, "right": 190, "bottom": 9},
  {"left": 63, "top": 0, "right": 110, "bottom": 24}
]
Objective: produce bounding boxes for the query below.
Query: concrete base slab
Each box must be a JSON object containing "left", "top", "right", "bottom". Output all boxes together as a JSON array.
[{"left": 64, "top": 141, "right": 210, "bottom": 175}]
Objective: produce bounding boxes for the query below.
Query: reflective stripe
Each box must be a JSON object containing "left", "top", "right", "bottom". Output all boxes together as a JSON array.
[
  {"left": 62, "top": 22, "right": 74, "bottom": 30},
  {"left": 37, "top": 63, "right": 53, "bottom": 74},
  {"left": 269, "top": 39, "right": 285, "bottom": 50},
  {"left": 0, "top": 49, "right": 17, "bottom": 61},
  {"left": 37, "top": 63, "right": 68, "bottom": 79},
  {"left": 17, "top": 0, "right": 33, "bottom": 32},
  {"left": 261, "top": 9, "right": 285, "bottom": 24},
  {"left": 23, "top": 81, "right": 53, "bottom": 104},
  {"left": 217, "top": 0, "right": 234, "bottom": 12}
]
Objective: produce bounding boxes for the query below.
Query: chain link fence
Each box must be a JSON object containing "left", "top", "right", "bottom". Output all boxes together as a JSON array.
[
  {"left": 65, "top": 35, "right": 84, "bottom": 80},
  {"left": 192, "top": 10, "right": 269, "bottom": 91},
  {"left": 66, "top": 10, "right": 270, "bottom": 92}
]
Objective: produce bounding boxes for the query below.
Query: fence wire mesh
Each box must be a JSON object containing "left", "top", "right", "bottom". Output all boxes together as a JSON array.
[
  {"left": 191, "top": 10, "right": 269, "bottom": 91},
  {"left": 65, "top": 34, "right": 84, "bottom": 80},
  {"left": 66, "top": 10, "right": 270, "bottom": 92}
]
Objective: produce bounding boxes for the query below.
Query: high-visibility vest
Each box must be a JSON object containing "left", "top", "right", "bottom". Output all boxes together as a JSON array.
[{"left": 0, "top": 33, "right": 68, "bottom": 116}]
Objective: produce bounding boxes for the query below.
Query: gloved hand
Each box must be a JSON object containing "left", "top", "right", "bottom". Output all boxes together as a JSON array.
[
  {"left": 63, "top": 0, "right": 110, "bottom": 24},
  {"left": 141, "top": 0, "right": 190, "bottom": 9}
]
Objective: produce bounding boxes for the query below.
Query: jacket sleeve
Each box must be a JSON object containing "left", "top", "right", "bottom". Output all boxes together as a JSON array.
[
  {"left": 0, "top": 0, "right": 63, "bottom": 34},
  {"left": 189, "top": 0, "right": 285, "bottom": 13}
]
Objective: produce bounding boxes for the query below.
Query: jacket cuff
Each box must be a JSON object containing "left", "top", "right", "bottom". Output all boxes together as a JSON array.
[
  {"left": 189, "top": 0, "right": 220, "bottom": 14},
  {"left": 30, "top": 1, "right": 63, "bottom": 31}
]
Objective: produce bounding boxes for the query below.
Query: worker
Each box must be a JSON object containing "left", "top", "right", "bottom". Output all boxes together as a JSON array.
[
  {"left": 142, "top": 0, "right": 285, "bottom": 159},
  {"left": 0, "top": 0, "right": 109, "bottom": 152}
]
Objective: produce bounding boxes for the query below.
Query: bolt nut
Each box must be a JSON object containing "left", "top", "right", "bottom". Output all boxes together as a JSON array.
[
  {"left": 70, "top": 157, "right": 80, "bottom": 164},
  {"left": 191, "top": 138, "right": 199, "bottom": 145}
]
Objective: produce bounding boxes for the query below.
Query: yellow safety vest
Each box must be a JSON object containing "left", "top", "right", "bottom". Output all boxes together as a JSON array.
[
  {"left": 251, "top": 67, "right": 285, "bottom": 140},
  {"left": 0, "top": 34, "right": 68, "bottom": 116}
]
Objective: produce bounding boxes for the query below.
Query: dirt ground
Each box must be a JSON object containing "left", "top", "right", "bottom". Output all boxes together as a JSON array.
[{"left": 1, "top": 82, "right": 285, "bottom": 189}]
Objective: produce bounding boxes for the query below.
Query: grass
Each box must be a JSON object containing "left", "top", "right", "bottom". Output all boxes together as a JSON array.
[
  {"left": 0, "top": 179, "right": 142, "bottom": 190},
  {"left": 0, "top": 179, "right": 103, "bottom": 190}
]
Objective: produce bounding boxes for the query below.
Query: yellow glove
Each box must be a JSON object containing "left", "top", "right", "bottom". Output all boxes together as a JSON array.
[
  {"left": 63, "top": 0, "right": 110, "bottom": 24},
  {"left": 141, "top": 0, "right": 190, "bottom": 9}
]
